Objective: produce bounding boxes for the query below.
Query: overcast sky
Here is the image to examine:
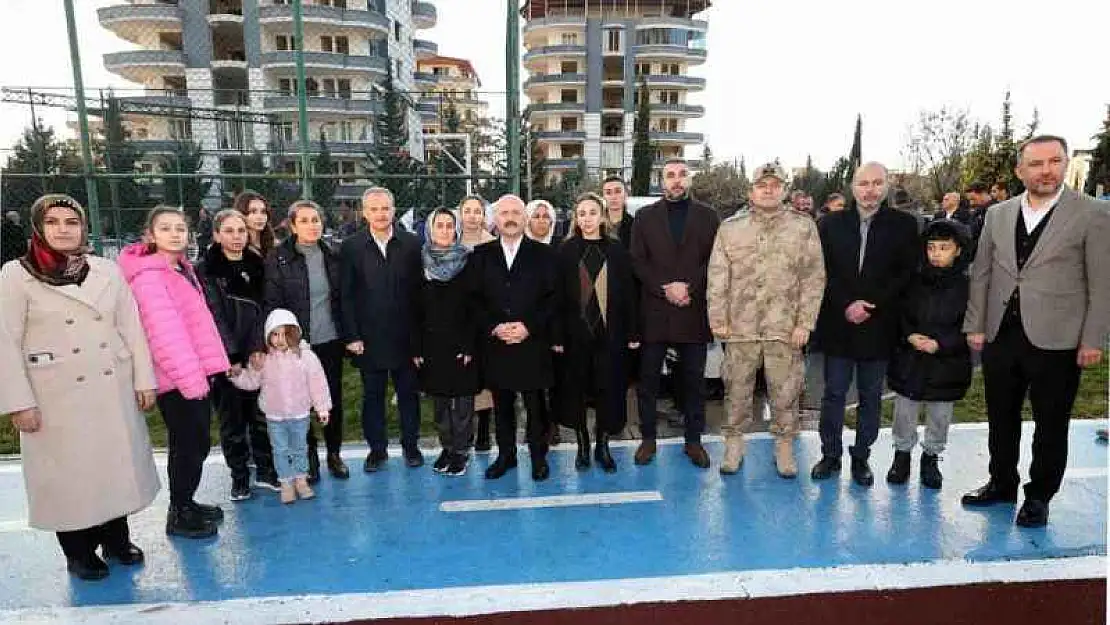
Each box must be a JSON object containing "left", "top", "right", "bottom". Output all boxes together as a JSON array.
[{"left": 1, "top": 0, "right": 1107, "bottom": 172}]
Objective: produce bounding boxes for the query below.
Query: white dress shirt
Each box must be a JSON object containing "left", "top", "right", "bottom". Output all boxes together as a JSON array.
[
  {"left": 1019, "top": 186, "right": 1065, "bottom": 233},
  {"left": 500, "top": 236, "right": 521, "bottom": 270},
  {"left": 371, "top": 227, "right": 393, "bottom": 259}
]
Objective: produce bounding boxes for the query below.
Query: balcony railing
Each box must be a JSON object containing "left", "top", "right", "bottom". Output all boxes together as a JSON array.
[
  {"left": 258, "top": 4, "right": 389, "bottom": 32},
  {"left": 261, "top": 51, "right": 387, "bottom": 73}
]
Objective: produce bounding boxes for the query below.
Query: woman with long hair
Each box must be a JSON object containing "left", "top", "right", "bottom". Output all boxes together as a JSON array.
[
  {"left": 119, "top": 205, "right": 230, "bottom": 541},
  {"left": 457, "top": 195, "right": 495, "bottom": 451},
  {"left": 1, "top": 195, "right": 161, "bottom": 579},
  {"left": 263, "top": 200, "right": 349, "bottom": 482},
  {"left": 197, "top": 209, "right": 280, "bottom": 501},
  {"left": 233, "top": 190, "right": 277, "bottom": 257},
  {"left": 555, "top": 193, "right": 640, "bottom": 472}
]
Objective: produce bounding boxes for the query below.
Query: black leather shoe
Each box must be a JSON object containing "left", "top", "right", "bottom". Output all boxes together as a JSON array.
[
  {"left": 484, "top": 455, "right": 518, "bottom": 479},
  {"left": 166, "top": 506, "right": 217, "bottom": 539},
  {"left": 363, "top": 450, "right": 388, "bottom": 473},
  {"left": 188, "top": 501, "right": 224, "bottom": 524},
  {"left": 307, "top": 452, "right": 321, "bottom": 484},
  {"left": 574, "top": 428, "right": 591, "bottom": 470},
  {"left": 326, "top": 452, "right": 350, "bottom": 479},
  {"left": 810, "top": 456, "right": 842, "bottom": 480},
  {"left": 1016, "top": 499, "right": 1049, "bottom": 528},
  {"left": 961, "top": 481, "right": 1018, "bottom": 507},
  {"left": 532, "top": 457, "right": 551, "bottom": 482},
  {"left": 404, "top": 447, "right": 425, "bottom": 468},
  {"left": 684, "top": 442, "right": 711, "bottom": 469},
  {"left": 851, "top": 457, "right": 874, "bottom": 487},
  {"left": 67, "top": 554, "right": 110, "bottom": 580},
  {"left": 886, "top": 450, "right": 911, "bottom": 484},
  {"left": 594, "top": 433, "right": 617, "bottom": 473},
  {"left": 102, "top": 542, "right": 145, "bottom": 566}
]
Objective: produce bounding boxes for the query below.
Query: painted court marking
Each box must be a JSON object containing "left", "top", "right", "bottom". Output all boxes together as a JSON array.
[
  {"left": 0, "top": 556, "right": 1102, "bottom": 625},
  {"left": 439, "top": 490, "right": 664, "bottom": 513}
]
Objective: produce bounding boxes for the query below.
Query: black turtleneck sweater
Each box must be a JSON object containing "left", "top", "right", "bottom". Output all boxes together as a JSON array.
[{"left": 666, "top": 197, "right": 690, "bottom": 243}]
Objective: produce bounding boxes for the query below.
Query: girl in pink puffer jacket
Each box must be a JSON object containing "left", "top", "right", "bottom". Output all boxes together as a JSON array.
[
  {"left": 118, "top": 207, "right": 229, "bottom": 539},
  {"left": 230, "top": 309, "right": 331, "bottom": 504}
]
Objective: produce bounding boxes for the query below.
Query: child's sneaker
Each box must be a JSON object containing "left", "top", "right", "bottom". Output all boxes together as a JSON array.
[
  {"left": 432, "top": 450, "right": 450, "bottom": 473},
  {"left": 445, "top": 454, "right": 468, "bottom": 477},
  {"left": 280, "top": 482, "right": 296, "bottom": 504},
  {"left": 294, "top": 476, "right": 315, "bottom": 500}
]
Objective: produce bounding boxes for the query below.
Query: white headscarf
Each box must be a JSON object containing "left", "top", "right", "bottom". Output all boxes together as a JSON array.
[{"left": 524, "top": 199, "right": 556, "bottom": 245}]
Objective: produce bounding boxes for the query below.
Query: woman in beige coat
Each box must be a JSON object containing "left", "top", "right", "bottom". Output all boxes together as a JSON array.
[{"left": 0, "top": 194, "right": 160, "bottom": 581}]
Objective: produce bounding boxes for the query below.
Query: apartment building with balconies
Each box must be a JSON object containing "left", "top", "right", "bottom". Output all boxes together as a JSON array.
[
  {"left": 522, "top": 0, "right": 708, "bottom": 188},
  {"left": 98, "top": 0, "right": 439, "bottom": 202},
  {"left": 415, "top": 55, "right": 489, "bottom": 134}
]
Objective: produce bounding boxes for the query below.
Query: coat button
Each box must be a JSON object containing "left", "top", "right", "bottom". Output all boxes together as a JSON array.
[
  {"left": 65, "top": 319, "right": 75, "bottom": 325},
  {"left": 100, "top": 342, "right": 108, "bottom": 349},
  {"left": 104, "top": 370, "right": 113, "bottom": 376},
  {"left": 76, "top": 376, "right": 85, "bottom": 382},
  {"left": 72, "top": 348, "right": 81, "bottom": 354},
  {"left": 94, "top": 315, "right": 103, "bottom": 321}
]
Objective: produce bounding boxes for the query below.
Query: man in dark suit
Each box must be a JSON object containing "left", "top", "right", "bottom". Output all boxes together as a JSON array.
[
  {"left": 811, "top": 162, "right": 920, "bottom": 486},
  {"left": 933, "top": 192, "right": 973, "bottom": 226},
  {"left": 340, "top": 187, "right": 425, "bottom": 472},
  {"left": 630, "top": 158, "right": 721, "bottom": 468},
  {"left": 471, "top": 194, "right": 560, "bottom": 481},
  {"left": 961, "top": 135, "right": 1109, "bottom": 527}
]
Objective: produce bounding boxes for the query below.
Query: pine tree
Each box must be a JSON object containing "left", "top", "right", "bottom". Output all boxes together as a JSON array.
[
  {"left": 2, "top": 123, "right": 86, "bottom": 208},
  {"left": 992, "top": 91, "right": 1019, "bottom": 193},
  {"left": 435, "top": 104, "right": 468, "bottom": 207},
  {"left": 97, "top": 97, "right": 152, "bottom": 236},
  {"left": 162, "top": 141, "right": 213, "bottom": 216},
  {"left": 846, "top": 114, "right": 862, "bottom": 185},
  {"left": 370, "top": 66, "right": 423, "bottom": 208},
  {"left": 1086, "top": 105, "right": 1110, "bottom": 197},
  {"left": 314, "top": 130, "right": 338, "bottom": 213},
  {"left": 630, "top": 79, "right": 653, "bottom": 196},
  {"left": 701, "top": 144, "right": 713, "bottom": 173}
]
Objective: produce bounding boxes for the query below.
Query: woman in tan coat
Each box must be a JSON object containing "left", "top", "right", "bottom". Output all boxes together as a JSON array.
[{"left": 0, "top": 195, "right": 160, "bottom": 581}]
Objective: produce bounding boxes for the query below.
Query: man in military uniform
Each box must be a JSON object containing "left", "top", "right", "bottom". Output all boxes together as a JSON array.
[{"left": 707, "top": 163, "right": 826, "bottom": 477}]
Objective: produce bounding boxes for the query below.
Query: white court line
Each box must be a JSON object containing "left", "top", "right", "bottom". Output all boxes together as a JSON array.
[
  {"left": 440, "top": 490, "right": 663, "bottom": 513},
  {"left": 0, "top": 556, "right": 1102, "bottom": 625}
]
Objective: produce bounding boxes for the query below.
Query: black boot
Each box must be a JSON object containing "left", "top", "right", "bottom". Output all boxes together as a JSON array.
[
  {"left": 326, "top": 452, "right": 350, "bottom": 479},
  {"left": 594, "top": 431, "right": 617, "bottom": 473},
  {"left": 575, "top": 428, "right": 591, "bottom": 470},
  {"left": 101, "top": 542, "right": 145, "bottom": 566},
  {"left": 474, "top": 410, "right": 492, "bottom": 452},
  {"left": 920, "top": 452, "right": 942, "bottom": 489},
  {"left": 166, "top": 505, "right": 217, "bottom": 539},
  {"left": 307, "top": 450, "right": 321, "bottom": 484},
  {"left": 67, "top": 553, "right": 110, "bottom": 580},
  {"left": 886, "top": 450, "right": 911, "bottom": 484}
]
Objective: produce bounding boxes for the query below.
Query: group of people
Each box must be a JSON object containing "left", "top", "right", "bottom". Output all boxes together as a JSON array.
[{"left": 1, "top": 134, "right": 1105, "bottom": 583}]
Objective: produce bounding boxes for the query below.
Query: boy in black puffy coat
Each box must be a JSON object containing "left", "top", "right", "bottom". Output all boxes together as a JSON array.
[{"left": 885, "top": 219, "right": 973, "bottom": 489}]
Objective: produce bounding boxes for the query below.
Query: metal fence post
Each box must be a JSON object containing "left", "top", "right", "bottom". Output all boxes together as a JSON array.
[
  {"left": 63, "top": 0, "right": 102, "bottom": 252},
  {"left": 292, "top": 0, "right": 313, "bottom": 200},
  {"left": 506, "top": 0, "right": 520, "bottom": 196}
]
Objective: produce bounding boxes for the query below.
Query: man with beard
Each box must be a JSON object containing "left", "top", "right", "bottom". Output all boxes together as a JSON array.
[
  {"left": 962, "top": 136, "right": 1109, "bottom": 527},
  {"left": 470, "top": 195, "right": 560, "bottom": 481},
  {"left": 630, "top": 159, "right": 720, "bottom": 468}
]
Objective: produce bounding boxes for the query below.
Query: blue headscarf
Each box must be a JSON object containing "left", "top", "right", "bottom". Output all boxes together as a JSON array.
[{"left": 421, "top": 208, "right": 470, "bottom": 282}]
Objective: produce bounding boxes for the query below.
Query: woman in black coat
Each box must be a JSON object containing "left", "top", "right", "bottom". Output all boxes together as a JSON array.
[
  {"left": 555, "top": 193, "right": 641, "bottom": 472},
  {"left": 263, "top": 200, "right": 349, "bottom": 482},
  {"left": 412, "top": 209, "right": 480, "bottom": 476},
  {"left": 196, "top": 209, "right": 278, "bottom": 500}
]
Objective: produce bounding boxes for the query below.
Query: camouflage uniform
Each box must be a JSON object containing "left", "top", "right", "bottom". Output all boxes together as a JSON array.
[{"left": 707, "top": 206, "right": 825, "bottom": 442}]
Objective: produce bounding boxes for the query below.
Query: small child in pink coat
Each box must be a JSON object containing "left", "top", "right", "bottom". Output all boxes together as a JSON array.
[{"left": 231, "top": 309, "right": 331, "bottom": 504}]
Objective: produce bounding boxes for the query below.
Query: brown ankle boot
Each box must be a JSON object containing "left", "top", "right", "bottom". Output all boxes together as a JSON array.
[{"left": 634, "top": 439, "right": 657, "bottom": 465}]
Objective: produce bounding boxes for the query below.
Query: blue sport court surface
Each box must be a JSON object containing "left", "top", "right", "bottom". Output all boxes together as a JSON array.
[{"left": 0, "top": 420, "right": 1105, "bottom": 623}]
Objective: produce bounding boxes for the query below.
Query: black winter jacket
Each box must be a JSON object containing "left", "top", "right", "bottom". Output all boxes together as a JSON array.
[
  {"left": 196, "top": 244, "right": 266, "bottom": 365},
  {"left": 263, "top": 236, "right": 344, "bottom": 345},
  {"left": 886, "top": 219, "right": 973, "bottom": 402},
  {"left": 411, "top": 261, "right": 480, "bottom": 397}
]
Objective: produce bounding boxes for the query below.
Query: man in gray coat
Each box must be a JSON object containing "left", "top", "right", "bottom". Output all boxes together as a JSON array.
[{"left": 961, "top": 135, "right": 1110, "bottom": 527}]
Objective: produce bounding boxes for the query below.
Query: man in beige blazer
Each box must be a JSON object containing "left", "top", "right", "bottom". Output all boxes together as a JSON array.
[{"left": 961, "top": 135, "right": 1110, "bottom": 527}]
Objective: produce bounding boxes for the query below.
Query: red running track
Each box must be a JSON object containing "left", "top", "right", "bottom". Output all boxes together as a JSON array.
[{"left": 341, "top": 579, "right": 1106, "bottom": 625}]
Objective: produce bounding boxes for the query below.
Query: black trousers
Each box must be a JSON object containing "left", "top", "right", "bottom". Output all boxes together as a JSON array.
[
  {"left": 637, "top": 342, "right": 707, "bottom": 443},
  {"left": 212, "top": 375, "right": 276, "bottom": 482},
  {"left": 156, "top": 390, "right": 211, "bottom": 507},
  {"left": 983, "top": 318, "right": 1081, "bottom": 502},
  {"left": 494, "top": 390, "right": 549, "bottom": 459},
  {"left": 56, "top": 516, "right": 129, "bottom": 559},
  {"left": 434, "top": 395, "right": 475, "bottom": 455},
  {"left": 307, "top": 340, "right": 345, "bottom": 455}
]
